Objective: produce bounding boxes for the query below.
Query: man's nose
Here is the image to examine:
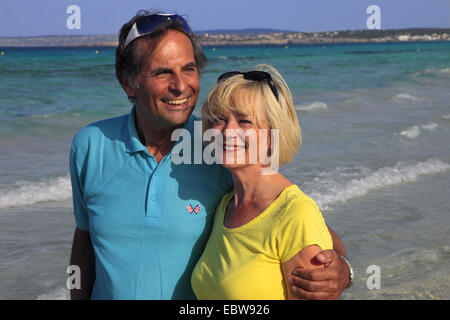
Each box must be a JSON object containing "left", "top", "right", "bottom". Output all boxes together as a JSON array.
[{"left": 169, "top": 72, "right": 187, "bottom": 94}]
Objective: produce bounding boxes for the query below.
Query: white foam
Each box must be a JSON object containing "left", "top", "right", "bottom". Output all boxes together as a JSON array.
[
  {"left": 309, "top": 158, "right": 450, "bottom": 211},
  {"left": 36, "top": 287, "right": 69, "bottom": 300},
  {"left": 394, "top": 93, "right": 422, "bottom": 101},
  {"left": 430, "top": 67, "right": 450, "bottom": 74},
  {"left": 420, "top": 123, "right": 439, "bottom": 131},
  {"left": 442, "top": 114, "right": 450, "bottom": 120},
  {"left": 417, "top": 68, "right": 450, "bottom": 75},
  {"left": 398, "top": 123, "right": 439, "bottom": 139},
  {"left": 0, "top": 174, "right": 72, "bottom": 209},
  {"left": 295, "top": 101, "right": 328, "bottom": 112},
  {"left": 400, "top": 126, "right": 421, "bottom": 139}
]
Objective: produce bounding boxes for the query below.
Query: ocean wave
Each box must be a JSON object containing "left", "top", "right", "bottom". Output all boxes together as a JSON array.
[
  {"left": 414, "top": 68, "right": 450, "bottom": 76},
  {"left": 0, "top": 175, "right": 72, "bottom": 209},
  {"left": 400, "top": 126, "right": 422, "bottom": 139},
  {"left": 442, "top": 114, "right": 450, "bottom": 120},
  {"left": 36, "top": 287, "right": 69, "bottom": 300},
  {"left": 2, "top": 157, "right": 448, "bottom": 212},
  {"left": 394, "top": 93, "right": 422, "bottom": 101},
  {"left": 424, "top": 68, "right": 450, "bottom": 74},
  {"left": 308, "top": 158, "right": 450, "bottom": 211},
  {"left": 294, "top": 101, "right": 328, "bottom": 112},
  {"left": 397, "top": 123, "right": 439, "bottom": 139},
  {"left": 420, "top": 123, "right": 439, "bottom": 131}
]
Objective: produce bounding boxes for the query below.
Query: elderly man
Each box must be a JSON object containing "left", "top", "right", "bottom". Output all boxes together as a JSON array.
[{"left": 69, "top": 10, "right": 353, "bottom": 300}]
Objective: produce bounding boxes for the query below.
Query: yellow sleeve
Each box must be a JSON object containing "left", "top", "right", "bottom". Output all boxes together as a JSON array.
[{"left": 275, "top": 197, "right": 333, "bottom": 263}]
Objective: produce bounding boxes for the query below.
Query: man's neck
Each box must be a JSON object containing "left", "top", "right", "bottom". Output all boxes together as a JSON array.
[{"left": 134, "top": 108, "right": 184, "bottom": 162}]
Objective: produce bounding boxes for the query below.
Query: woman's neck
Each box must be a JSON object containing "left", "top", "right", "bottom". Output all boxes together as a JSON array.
[
  {"left": 229, "top": 166, "right": 291, "bottom": 206},
  {"left": 223, "top": 166, "right": 292, "bottom": 229}
]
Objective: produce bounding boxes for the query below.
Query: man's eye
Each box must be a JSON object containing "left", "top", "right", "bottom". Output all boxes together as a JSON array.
[
  {"left": 150, "top": 69, "right": 171, "bottom": 77},
  {"left": 184, "top": 64, "right": 198, "bottom": 73},
  {"left": 184, "top": 66, "right": 197, "bottom": 73}
]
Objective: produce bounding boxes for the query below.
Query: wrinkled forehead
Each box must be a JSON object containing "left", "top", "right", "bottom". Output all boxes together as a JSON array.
[{"left": 134, "top": 29, "right": 195, "bottom": 70}]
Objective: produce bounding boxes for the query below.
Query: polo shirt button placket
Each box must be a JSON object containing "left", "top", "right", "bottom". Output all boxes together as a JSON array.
[{"left": 145, "top": 161, "right": 165, "bottom": 225}]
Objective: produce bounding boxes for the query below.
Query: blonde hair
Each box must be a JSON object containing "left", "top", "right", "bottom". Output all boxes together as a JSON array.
[{"left": 202, "top": 64, "right": 301, "bottom": 167}]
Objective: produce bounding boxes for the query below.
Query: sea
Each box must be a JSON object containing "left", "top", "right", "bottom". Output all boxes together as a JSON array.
[{"left": 0, "top": 41, "right": 449, "bottom": 300}]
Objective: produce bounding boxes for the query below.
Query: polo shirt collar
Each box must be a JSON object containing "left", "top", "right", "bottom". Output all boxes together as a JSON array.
[
  {"left": 126, "top": 106, "right": 147, "bottom": 153},
  {"left": 125, "top": 105, "right": 195, "bottom": 154}
]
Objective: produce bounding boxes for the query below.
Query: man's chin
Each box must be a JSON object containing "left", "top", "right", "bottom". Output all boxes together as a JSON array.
[{"left": 165, "top": 110, "right": 193, "bottom": 127}]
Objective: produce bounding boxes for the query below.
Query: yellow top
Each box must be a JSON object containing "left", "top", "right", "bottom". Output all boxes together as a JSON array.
[{"left": 191, "top": 185, "right": 333, "bottom": 300}]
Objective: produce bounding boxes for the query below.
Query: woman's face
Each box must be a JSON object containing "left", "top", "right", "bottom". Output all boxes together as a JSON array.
[{"left": 211, "top": 101, "right": 271, "bottom": 170}]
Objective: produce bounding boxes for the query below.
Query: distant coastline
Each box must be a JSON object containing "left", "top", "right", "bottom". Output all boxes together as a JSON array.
[{"left": 0, "top": 28, "right": 449, "bottom": 47}]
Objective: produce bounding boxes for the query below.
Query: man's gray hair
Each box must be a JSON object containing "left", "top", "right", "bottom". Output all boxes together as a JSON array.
[{"left": 115, "top": 10, "right": 207, "bottom": 104}]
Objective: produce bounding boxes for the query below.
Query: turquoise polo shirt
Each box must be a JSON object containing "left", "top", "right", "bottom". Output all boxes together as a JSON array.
[{"left": 69, "top": 107, "right": 232, "bottom": 299}]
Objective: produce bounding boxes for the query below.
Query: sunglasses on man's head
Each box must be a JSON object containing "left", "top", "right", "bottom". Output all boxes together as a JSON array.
[
  {"left": 124, "top": 14, "right": 192, "bottom": 49},
  {"left": 217, "top": 71, "right": 279, "bottom": 102}
]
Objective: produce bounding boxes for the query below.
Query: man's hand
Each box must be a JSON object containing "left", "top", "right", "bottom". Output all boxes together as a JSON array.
[{"left": 289, "top": 249, "right": 350, "bottom": 300}]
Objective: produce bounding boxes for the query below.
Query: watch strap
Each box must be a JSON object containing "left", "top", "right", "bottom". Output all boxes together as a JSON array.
[{"left": 339, "top": 255, "right": 354, "bottom": 288}]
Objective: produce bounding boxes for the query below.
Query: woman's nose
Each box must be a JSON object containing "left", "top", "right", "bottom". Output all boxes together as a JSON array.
[{"left": 222, "top": 120, "right": 240, "bottom": 135}]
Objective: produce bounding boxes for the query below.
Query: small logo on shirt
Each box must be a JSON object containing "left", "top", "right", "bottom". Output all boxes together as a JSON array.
[{"left": 187, "top": 204, "right": 201, "bottom": 214}]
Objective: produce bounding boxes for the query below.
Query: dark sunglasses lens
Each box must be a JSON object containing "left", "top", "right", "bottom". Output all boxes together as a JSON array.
[
  {"left": 136, "top": 15, "right": 165, "bottom": 33},
  {"left": 245, "top": 71, "right": 279, "bottom": 101},
  {"left": 136, "top": 15, "right": 192, "bottom": 34},
  {"left": 217, "top": 71, "right": 242, "bottom": 83},
  {"left": 216, "top": 70, "right": 279, "bottom": 102},
  {"left": 244, "top": 71, "right": 270, "bottom": 81},
  {"left": 171, "top": 15, "right": 192, "bottom": 33}
]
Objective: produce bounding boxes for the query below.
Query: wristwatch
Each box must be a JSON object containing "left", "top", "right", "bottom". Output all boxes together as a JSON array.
[{"left": 339, "top": 256, "right": 354, "bottom": 288}]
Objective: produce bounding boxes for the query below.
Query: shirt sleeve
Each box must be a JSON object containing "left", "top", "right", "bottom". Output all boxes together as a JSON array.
[
  {"left": 69, "top": 143, "right": 90, "bottom": 232},
  {"left": 276, "top": 197, "right": 333, "bottom": 263}
]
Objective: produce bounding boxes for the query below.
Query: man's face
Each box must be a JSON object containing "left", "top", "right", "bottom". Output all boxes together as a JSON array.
[{"left": 126, "top": 29, "right": 200, "bottom": 128}]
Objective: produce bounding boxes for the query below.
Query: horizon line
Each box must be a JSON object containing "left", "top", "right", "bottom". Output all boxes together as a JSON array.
[{"left": 1, "top": 27, "right": 449, "bottom": 39}]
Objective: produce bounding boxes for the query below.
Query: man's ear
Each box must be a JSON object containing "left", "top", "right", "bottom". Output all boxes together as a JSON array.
[{"left": 121, "top": 76, "right": 137, "bottom": 98}]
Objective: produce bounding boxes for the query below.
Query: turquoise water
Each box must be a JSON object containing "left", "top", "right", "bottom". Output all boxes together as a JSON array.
[{"left": 0, "top": 41, "right": 449, "bottom": 299}]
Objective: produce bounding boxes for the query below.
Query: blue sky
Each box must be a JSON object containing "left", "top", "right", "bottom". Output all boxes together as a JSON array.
[{"left": 0, "top": 0, "right": 448, "bottom": 37}]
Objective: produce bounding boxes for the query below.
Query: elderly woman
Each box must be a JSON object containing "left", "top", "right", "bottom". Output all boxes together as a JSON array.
[{"left": 191, "top": 65, "right": 334, "bottom": 300}]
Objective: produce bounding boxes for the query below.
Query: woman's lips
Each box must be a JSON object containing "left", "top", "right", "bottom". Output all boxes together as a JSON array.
[{"left": 223, "top": 143, "right": 246, "bottom": 151}]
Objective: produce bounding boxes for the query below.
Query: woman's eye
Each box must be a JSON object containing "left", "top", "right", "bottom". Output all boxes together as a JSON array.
[{"left": 239, "top": 119, "right": 253, "bottom": 125}]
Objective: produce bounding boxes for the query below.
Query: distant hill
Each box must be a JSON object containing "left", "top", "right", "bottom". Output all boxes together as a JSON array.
[
  {"left": 196, "top": 28, "right": 296, "bottom": 35},
  {"left": 0, "top": 28, "right": 448, "bottom": 47}
]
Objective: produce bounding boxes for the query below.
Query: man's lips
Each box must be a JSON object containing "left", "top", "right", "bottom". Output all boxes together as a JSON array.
[{"left": 162, "top": 96, "right": 190, "bottom": 108}]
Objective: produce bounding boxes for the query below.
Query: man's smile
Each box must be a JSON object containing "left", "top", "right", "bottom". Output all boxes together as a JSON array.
[
  {"left": 161, "top": 96, "right": 192, "bottom": 110},
  {"left": 165, "top": 97, "right": 188, "bottom": 105}
]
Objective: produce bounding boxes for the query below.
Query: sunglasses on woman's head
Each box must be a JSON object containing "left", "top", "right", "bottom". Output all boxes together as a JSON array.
[{"left": 217, "top": 71, "right": 279, "bottom": 103}]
